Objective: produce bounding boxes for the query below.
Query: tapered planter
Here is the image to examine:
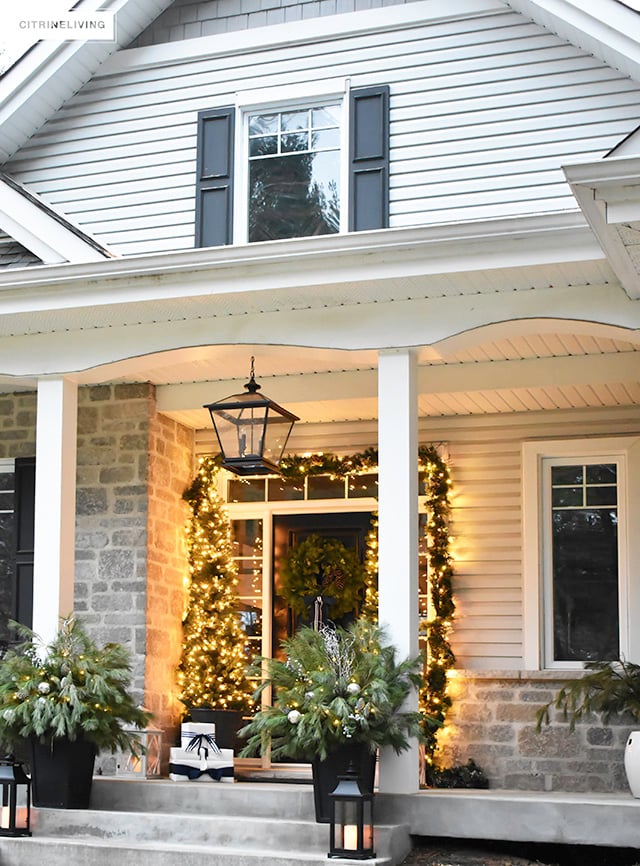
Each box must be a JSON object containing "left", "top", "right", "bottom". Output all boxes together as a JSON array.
[
  {"left": 625, "top": 731, "right": 640, "bottom": 797},
  {"left": 29, "top": 736, "right": 96, "bottom": 808},
  {"left": 311, "top": 742, "right": 376, "bottom": 823}
]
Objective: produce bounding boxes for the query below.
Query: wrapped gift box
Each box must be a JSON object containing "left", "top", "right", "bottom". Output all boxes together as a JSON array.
[
  {"left": 169, "top": 746, "right": 234, "bottom": 782},
  {"left": 180, "top": 722, "right": 217, "bottom": 752}
]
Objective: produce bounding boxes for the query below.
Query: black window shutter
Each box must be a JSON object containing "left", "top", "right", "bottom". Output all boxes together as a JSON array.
[
  {"left": 195, "top": 107, "right": 235, "bottom": 247},
  {"left": 349, "top": 85, "right": 389, "bottom": 232},
  {"left": 14, "top": 457, "right": 35, "bottom": 630}
]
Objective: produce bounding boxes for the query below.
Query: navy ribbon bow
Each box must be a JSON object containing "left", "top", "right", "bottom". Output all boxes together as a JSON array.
[
  {"left": 170, "top": 763, "right": 233, "bottom": 781},
  {"left": 185, "top": 733, "right": 222, "bottom": 756}
]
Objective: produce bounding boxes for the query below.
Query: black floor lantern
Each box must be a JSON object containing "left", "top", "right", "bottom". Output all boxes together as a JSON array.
[
  {"left": 0, "top": 757, "right": 31, "bottom": 837},
  {"left": 204, "top": 357, "right": 299, "bottom": 476},
  {"left": 328, "top": 761, "right": 375, "bottom": 860}
]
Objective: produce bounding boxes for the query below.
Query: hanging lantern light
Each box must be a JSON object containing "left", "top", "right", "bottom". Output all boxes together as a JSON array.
[
  {"left": 204, "top": 357, "right": 299, "bottom": 476},
  {"left": 328, "top": 761, "right": 375, "bottom": 860},
  {"left": 0, "top": 757, "right": 31, "bottom": 837}
]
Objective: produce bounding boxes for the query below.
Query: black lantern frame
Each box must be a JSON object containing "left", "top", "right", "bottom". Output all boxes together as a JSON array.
[
  {"left": 328, "top": 762, "right": 375, "bottom": 860},
  {"left": 204, "top": 357, "right": 299, "bottom": 476},
  {"left": 0, "top": 757, "right": 31, "bottom": 837}
]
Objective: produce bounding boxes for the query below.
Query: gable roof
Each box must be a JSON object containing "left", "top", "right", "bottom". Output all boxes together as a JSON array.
[
  {"left": 0, "top": 0, "right": 175, "bottom": 163},
  {"left": 0, "top": 172, "right": 113, "bottom": 263}
]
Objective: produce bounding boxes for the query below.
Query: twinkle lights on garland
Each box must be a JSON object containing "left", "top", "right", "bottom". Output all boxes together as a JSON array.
[
  {"left": 280, "top": 445, "right": 455, "bottom": 760},
  {"left": 178, "top": 458, "right": 255, "bottom": 713},
  {"left": 182, "top": 447, "right": 455, "bottom": 759}
]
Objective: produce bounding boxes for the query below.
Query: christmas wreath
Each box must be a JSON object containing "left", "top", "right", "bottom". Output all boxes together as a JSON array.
[{"left": 280, "top": 534, "right": 366, "bottom": 619}]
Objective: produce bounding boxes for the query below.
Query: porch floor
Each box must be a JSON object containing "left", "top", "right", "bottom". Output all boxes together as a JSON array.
[{"left": 375, "top": 787, "right": 640, "bottom": 850}]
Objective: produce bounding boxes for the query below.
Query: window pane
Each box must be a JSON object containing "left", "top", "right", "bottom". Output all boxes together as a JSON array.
[
  {"left": 552, "top": 466, "right": 584, "bottom": 485},
  {"left": 312, "top": 105, "right": 340, "bottom": 126},
  {"left": 249, "top": 135, "right": 277, "bottom": 157},
  {"left": 249, "top": 151, "right": 340, "bottom": 242},
  {"left": 587, "top": 486, "right": 617, "bottom": 507},
  {"left": 232, "top": 519, "right": 263, "bottom": 556},
  {"left": 249, "top": 113, "right": 278, "bottom": 135},
  {"left": 550, "top": 461, "right": 620, "bottom": 663},
  {"left": 281, "top": 111, "right": 308, "bottom": 131},
  {"left": 267, "top": 477, "right": 305, "bottom": 501},
  {"left": 552, "top": 487, "right": 582, "bottom": 508},
  {"left": 586, "top": 464, "right": 617, "bottom": 484},
  {"left": 348, "top": 474, "right": 378, "bottom": 498},
  {"left": 227, "top": 478, "right": 265, "bottom": 502},
  {"left": 307, "top": 474, "right": 345, "bottom": 499},
  {"left": 314, "top": 128, "right": 340, "bottom": 150},
  {"left": 281, "top": 131, "right": 308, "bottom": 153}
]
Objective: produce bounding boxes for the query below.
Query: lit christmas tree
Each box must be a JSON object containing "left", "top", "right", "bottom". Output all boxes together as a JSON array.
[{"left": 177, "top": 457, "right": 254, "bottom": 713}]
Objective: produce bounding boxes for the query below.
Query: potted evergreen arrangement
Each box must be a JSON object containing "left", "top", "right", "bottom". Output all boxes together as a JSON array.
[
  {"left": 536, "top": 659, "right": 640, "bottom": 796},
  {"left": 0, "top": 616, "right": 150, "bottom": 808},
  {"left": 240, "top": 618, "right": 425, "bottom": 821}
]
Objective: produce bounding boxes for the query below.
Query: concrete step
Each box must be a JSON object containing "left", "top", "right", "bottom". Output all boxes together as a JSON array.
[
  {"left": 91, "top": 777, "right": 319, "bottom": 820},
  {"left": 0, "top": 778, "right": 412, "bottom": 866},
  {"left": 0, "top": 836, "right": 399, "bottom": 866}
]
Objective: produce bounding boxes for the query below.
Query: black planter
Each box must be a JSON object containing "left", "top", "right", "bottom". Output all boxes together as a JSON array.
[
  {"left": 29, "top": 736, "right": 96, "bottom": 809},
  {"left": 189, "top": 708, "right": 245, "bottom": 751},
  {"left": 311, "top": 742, "right": 376, "bottom": 824}
]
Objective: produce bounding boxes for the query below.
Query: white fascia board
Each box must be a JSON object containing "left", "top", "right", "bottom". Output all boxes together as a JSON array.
[
  {"left": 564, "top": 154, "right": 640, "bottom": 298},
  {"left": 99, "top": 0, "right": 508, "bottom": 75},
  {"left": 0, "top": 177, "right": 110, "bottom": 264},
  {"left": 0, "top": 213, "right": 600, "bottom": 312},
  {"left": 0, "top": 0, "right": 175, "bottom": 162},
  {"left": 507, "top": 0, "right": 640, "bottom": 83}
]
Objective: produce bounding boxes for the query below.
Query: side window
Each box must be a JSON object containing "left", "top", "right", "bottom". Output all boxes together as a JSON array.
[
  {"left": 523, "top": 437, "right": 639, "bottom": 671},
  {"left": 543, "top": 460, "right": 620, "bottom": 664},
  {"left": 194, "top": 85, "right": 389, "bottom": 247}
]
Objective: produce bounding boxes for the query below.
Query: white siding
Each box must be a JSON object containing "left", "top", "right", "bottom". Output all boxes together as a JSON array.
[{"left": 7, "top": 6, "right": 640, "bottom": 255}]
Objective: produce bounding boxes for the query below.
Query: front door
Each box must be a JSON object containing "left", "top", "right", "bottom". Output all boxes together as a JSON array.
[{"left": 272, "top": 512, "right": 372, "bottom": 655}]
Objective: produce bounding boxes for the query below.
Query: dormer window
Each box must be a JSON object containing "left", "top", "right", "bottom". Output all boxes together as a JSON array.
[{"left": 195, "top": 85, "right": 389, "bottom": 248}]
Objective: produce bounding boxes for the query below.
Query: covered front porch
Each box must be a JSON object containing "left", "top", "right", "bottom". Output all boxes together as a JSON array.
[{"left": 1, "top": 216, "right": 640, "bottom": 796}]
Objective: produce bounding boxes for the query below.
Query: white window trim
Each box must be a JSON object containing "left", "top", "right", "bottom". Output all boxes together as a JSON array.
[
  {"left": 522, "top": 436, "right": 640, "bottom": 670},
  {"left": 233, "top": 79, "right": 350, "bottom": 245}
]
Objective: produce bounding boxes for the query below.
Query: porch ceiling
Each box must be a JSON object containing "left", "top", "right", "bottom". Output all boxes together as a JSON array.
[{"left": 102, "top": 330, "right": 640, "bottom": 427}]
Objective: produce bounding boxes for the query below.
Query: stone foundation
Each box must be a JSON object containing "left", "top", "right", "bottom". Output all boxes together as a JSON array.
[{"left": 434, "top": 670, "right": 632, "bottom": 793}]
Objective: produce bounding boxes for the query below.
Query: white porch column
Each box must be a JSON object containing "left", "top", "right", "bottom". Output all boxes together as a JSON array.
[
  {"left": 32, "top": 378, "right": 78, "bottom": 644},
  {"left": 377, "top": 348, "right": 419, "bottom": 793}
]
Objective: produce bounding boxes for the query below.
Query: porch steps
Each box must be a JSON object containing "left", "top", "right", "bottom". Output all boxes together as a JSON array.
[{"left": 0, "top": 777, "right": 412, "bottom": 866}]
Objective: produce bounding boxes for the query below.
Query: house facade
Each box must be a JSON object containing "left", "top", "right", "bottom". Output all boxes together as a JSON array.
[{"left": 0, "top": 0, "right": 640, "bottom": 794}]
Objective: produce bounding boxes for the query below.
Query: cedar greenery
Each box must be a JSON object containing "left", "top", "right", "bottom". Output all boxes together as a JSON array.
[
  {"left": 239, "top": 618, "right": 427, "bottom": 762},
  {"left": 0, "top": 616, "right": 150, "bottom": 753},
  {"left": 536, "top": 660, "right": 640, "bottom": 731}
]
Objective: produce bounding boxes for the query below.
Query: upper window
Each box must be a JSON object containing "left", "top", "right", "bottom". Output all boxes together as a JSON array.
[
  {"left": 523, "top": 437, "right": 640, "bottom": 670},
  {"left": 194, "top": 85, "right": 389, "bottom": 248},
  {"left": 247, "top": 104, "right": 341, "bottom": 243}
]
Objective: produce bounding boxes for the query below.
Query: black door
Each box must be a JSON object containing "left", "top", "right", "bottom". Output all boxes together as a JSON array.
[{"left": 272, "top": 512, "right": 372, "bottom": 655}]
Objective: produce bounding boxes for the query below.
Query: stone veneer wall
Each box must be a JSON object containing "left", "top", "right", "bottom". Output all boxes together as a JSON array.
[
  {"left": 435, "top": 671, "right": 632, "bottom": 793},
  {"left": 145, "top": 406, "right": 193, "bottom": 754},
  {"left": 0, "top": 392, "right": 36, "bottom": 458},
  {"left": 75, "top": 384, "right": 193, "bottom": 770}
]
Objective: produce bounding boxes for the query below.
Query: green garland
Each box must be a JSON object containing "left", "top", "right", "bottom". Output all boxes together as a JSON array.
[
  {"left": 280, "top": 446, "right": 455, "bottom": 761},
  {"left": 281, "top": 534, "right": 366, "bottom": 619},
  {"left": 196, "top": 446, "right": 455, "bottom": 763}
]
